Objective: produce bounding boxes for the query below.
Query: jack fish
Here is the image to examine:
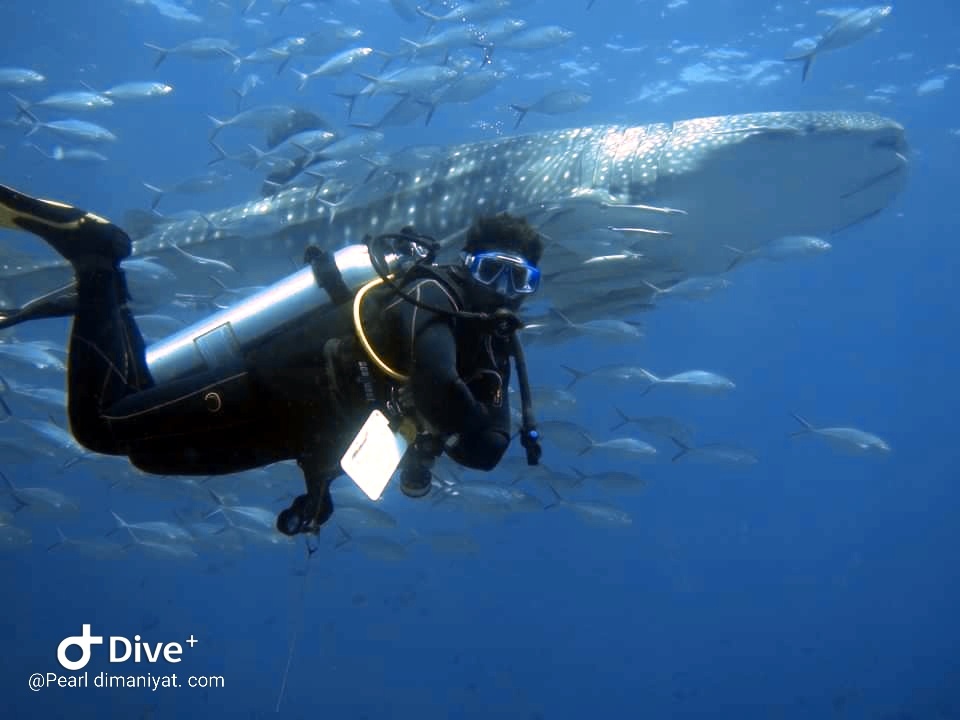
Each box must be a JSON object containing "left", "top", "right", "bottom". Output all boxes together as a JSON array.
[{"left": 0, "top": 111, "right": 908, "bottom": 322}]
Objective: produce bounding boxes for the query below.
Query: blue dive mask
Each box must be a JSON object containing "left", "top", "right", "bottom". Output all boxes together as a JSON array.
[{"left": 462, "top": 251, "right": 541, "bottom": 297}]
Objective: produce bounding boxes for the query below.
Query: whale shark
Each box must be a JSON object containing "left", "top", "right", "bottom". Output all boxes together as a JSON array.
[{"left": 0, "top": 110, "right": 908, "bottom": 321}]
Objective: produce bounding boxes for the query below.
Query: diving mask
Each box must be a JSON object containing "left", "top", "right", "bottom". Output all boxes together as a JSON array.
[{"left": 462, "top": 250, "right": 541, "bottom": 297}]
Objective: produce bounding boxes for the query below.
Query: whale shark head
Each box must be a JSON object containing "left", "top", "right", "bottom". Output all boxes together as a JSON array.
[{"left": 524, "top": 111, "right": 908, "bottom": 314}]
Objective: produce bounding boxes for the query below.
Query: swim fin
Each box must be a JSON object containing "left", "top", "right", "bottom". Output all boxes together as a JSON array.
[
  {"left": 0, "top": 183, "right": 131, "bottom": 271},
  {"left": 0, "top": 282, "right": 78, "bottom": 330}
]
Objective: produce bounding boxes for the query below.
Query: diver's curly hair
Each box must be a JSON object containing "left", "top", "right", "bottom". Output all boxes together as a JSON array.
[{"left": 462, "top": 212, "right": 544, "bottom": 266}]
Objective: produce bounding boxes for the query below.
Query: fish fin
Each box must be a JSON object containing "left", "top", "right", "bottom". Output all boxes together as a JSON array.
[
  {"left": 334, "top": 523, "right": 352, "bottom": 549},
  {"left": 575, "top": 433, "right": 594, "bottom": 456},
  {"left": 723, "top": 245, "right": 746, "bottom": 271},
  {"left": 789, "top": 412, "right": 815, "bottom": 436},
  {"left": 218, "top": 48, "right": 242, "bottom": 66},
  {"left": 543, "top": 482, "right": 563, "bottom": 509},
  {"left": 669, "top": 436, "right": 690, "bottom": 462},
  {"left": 292, "top": 70, "right": 309, "bottom": 92},
  {"left": 569, "top": 467, "right": 588, "bottom": 487},
  {"left": 141, "top": 182, "right": 165, "bottom": 210},
  {"left": 207, "top": 140, "right": 230, "bottom": 166},
  {"left": 143, "top": 43, "right": 169, "bottom": 69},
  {"left": 641, "top": 279, "right": 664, "bottom": 294},
  {"left": 332, "top": 91, "right": 358, "bottom": 118},
  {"left": 47, "top": 526, "right": 69, "bottom": 552},
  {"left": 548, "top": 307, "right": 574, "bottom": 327},
  {"left": 610, "top": 407, "right": 630, "bottom": 431},
  {"left": 106, "top": 510, "right": 127, "bottom": 538},
  {"left": 9, "top": 93, "right": 36, "bottom": 123},
  {"left": 422, "top": 101, "right": 437, "bottom": 126},
  {"left": 0, "top": 469, "right": 16, "bottom": 492},
  {"left": 783, "top": 50, "right": 815, "bottom": 82},
  {"left": 509, "top": 104, "right": 527, "bottom": 130},
  {"left": 207, "top": 115, "right": 227, "bottom": 140},
  {"left": 560, "top": 364, "right": 586, "bottom": 389},
  {"left": 637, "top": 368, "right": 658, "bottom": 396},
  {"left": 415, "top": 5, "right": 441, "bottom": 22}
]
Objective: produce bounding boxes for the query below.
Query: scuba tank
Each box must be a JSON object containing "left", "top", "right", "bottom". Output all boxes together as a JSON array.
[{"left": 145, "top": 237, "right": 431, "bottom": 385}]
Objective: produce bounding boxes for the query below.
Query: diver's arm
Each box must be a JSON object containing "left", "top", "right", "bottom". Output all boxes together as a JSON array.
[{"left": 403, "top": 281, "right": 490, "bottom": 435}]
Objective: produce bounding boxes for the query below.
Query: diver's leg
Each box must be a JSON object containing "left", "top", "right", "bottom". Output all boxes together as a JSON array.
[
  {"left": 69, "top": 265, "right": 153, "bottom": 453},
  {"left": 276, "top": 432, "right": 342, "bottom": 536},
  {"left": 0, "top": 183, "right": 151, "bottom": 452}
]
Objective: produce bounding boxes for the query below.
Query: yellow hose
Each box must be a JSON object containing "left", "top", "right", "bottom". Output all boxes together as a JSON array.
[{"left": 352, "top": 276, "right": 410, "bottom": 383}]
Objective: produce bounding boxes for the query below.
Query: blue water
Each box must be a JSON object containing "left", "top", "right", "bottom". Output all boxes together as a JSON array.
[{"left": 2, "top": 1, "right": 958, "bottom": 718}]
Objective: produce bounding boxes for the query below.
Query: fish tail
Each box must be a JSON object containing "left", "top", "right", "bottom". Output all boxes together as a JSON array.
[
  {"left": 47, "top": 527, "right": 69, "bottom": 552},
  {"left": 275, "top": 54, "right": 293, "bottom": 76},
  {"left": 292, "top": 70, "right": 309, "bottom": 92},
  {"left": 0, "top": 469, "right": 16, "bottom": 492},
  {"left": 27, "top": 143, "right": 50, "bottom": 159},
  {"left": 789, "top": 412, "right": 814, "bottom": 436},
  {"left": 106, "top": 510, "right": 130, "bottom": 538},
  {"left": 219, "top": 48, "right": 242, "bottom": 66},
  {"left": 399, "top": 37, "right": 421, "bottom": 53},
  {"left": 142, "top": 182, "right": 165, "bottom": 210},
  {"left": 569, "top": 467, "right": 587, "bottom": 487},
  {"left": 783, "top": 51, "right": 815, "bottom": 82},
  {"left": 509, "top": 104, "right": 527, "bottom": 130},
  {"left": 575, "top": 433, "right": 594, "bottom": 456},
  {"left": 560, "top": 364, "right": 586, "bottom": 389},
  {"left": 207, "top": 140, "right": 229, "bottom": 166},
  {"left": 415, "top": 5, "right": 441, "bottom": 23},
  {"left": 543, "top": 481, "right": 563, "bottom": 509},
  {"left": 610, "top": 407, "right": 630, "bottom": 431},
  {"left": 334, "top": 523, "right": 352, "bottom": 549},
  {"left": 333, "top": 91, "right": 358, "bottom": 119},
  {"left": 549, "top": 307, "right": 574, "bottom": 326},
  {"left": 422, "top": 101, "right": 437, "bottom": 126},
  {"left": 207, "top": 115, "right": 227, "bottom": 139},
  {"left": 723, "top": 245, "right": 745, "bottom": 271},
  {"left": 9, "top": 93, "right": 36, "bottom": 123},
  {"left": 143, "top": 43, "right": 169, "bottom": 69},
  {"left": 669, "top": 436, "right": 690, "bottom": 462}
]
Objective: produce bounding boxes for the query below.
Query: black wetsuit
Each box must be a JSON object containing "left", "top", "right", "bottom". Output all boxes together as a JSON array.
[
  {"left": 362, "top": 268, "right": 514, "bottom": 471},
  {"left": 65, "top": 257, "right": 513, "bottom": 515}
]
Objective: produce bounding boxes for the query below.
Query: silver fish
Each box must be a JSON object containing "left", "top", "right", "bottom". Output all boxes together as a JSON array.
[
  {"left": 0, "top": 68, "right": 45, "bottom": 88},
  {"left": 510, "top": 89, "right": 591, "bottom": 129},
  {"left": 143, "top": 38, "right": 237, "bottom": 69},
  {"left": 789, "top": 413, "right": 890, "bottom": 455},
  {"left": 103, "top": 82, "right": 174, "bottom": 101},
  {"left": 786, "top": 5, "right": 893, "bottom": 82},
  {"left": 22, "top": 118, "right": 117, "bottom": 144},
  {"left": 0, "top": 112, "right": 908, "bottom": 329}
]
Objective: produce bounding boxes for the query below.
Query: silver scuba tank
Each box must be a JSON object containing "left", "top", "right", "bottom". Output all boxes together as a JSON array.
[{"left": 144, "top": 240, "right": 419, "bottom": 385}]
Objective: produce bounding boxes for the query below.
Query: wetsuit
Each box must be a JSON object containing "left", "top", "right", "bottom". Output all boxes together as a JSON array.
[{"left": 362, "top": 268, "right": 514, "bottom": 471}]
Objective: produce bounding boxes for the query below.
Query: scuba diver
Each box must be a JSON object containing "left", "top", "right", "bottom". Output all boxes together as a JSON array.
[{"left": 0, "top": 183, "right": 543, "bottom": 536}]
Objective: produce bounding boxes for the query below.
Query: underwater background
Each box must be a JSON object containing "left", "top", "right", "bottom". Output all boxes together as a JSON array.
[{"left": 1, "top": 1, "right": 957, "bottom": 718}]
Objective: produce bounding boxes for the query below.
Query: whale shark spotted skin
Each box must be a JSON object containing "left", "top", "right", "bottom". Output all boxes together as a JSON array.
[{"left": 0, "top": 110, "right": 908, "bottom": 320}]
